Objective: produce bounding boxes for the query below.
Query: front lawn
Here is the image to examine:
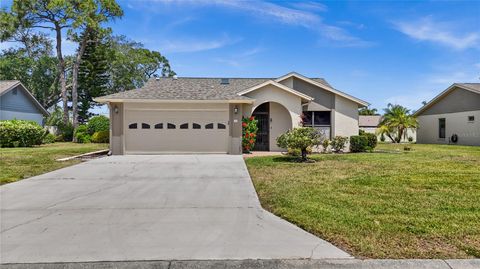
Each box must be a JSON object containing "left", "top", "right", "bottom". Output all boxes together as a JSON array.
[
  {"left": 245, "top": 144, "right": 480, "bottom": 258},
  {"left": 0, "top": 142, "right": 108, "bottom": 185}
]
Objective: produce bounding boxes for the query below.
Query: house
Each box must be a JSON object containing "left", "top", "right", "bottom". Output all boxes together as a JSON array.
[
  {"left": 95, "top": 72, "right": 369, "bottom": 155},
  {"left": 359, "top": 115, "right": 416, "bottom": 142},
  {"left": 414, "top": 83, "right": 480, "bottom": 146},
  {"left": 0, "top": 80, "right": 49, "bottom": 126}
]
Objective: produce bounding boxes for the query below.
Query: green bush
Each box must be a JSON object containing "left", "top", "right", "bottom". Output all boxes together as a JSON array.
[
  {"left": 0, "top": 120, "right": 44, "bottom": 147},
  {"left": 350, "top": 135, "right": 369, "bottom": 152},
  {"left": 331, "top": 136, "right": 348, "bottom": 153},
  {"left": 58, "top": 122, "right": 74, "bottom": 141},
  {"left": 277, "top": 127, "right": 324, "bottom": 161},
  {"left": 42, "top": 133, "right": 56, "bottom": 144},
  {"left": 362, "top": 132, "right": 377, "bottom": 149},
  {"left": 91, "top": 130, "right": 109, "bottom": 143},
  {"left": 74, "top": 125, "right": 91, "bottom": 143},
  {"left": 87, "top": 115, "right": 109, "bottom": 135},
  {"left": 322, "top": 139, "right": 330, "bottom": 153}
]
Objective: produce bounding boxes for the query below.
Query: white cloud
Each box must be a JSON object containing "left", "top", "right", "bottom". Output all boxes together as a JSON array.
[
  {"left": 214, "top": 46, "right": 264, "bottom": 68},
  {"left": 290, "top": 1, "right": 327, "bottom": 12},
  {"left": 394, "top": 16, "right": 480, "bottom": 50},
  {"left": 156, "top": 34, "right": 241, "bottom": 53}
]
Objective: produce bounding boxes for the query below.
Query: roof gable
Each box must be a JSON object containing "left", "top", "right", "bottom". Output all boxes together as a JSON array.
[
  {"left": 0, "top": 81, "right": 49, "bottom": 116},
  {"left": 237, "top": 80, "right": 314, "bottom": 101}
]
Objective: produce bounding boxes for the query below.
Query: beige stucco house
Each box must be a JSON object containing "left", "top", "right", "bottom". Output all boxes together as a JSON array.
[
  {"left": 95, "top": 72, "right": 369, "bottom": 155},
  {"left": 414, "top": 83, "right": 480, "bottom": 146}
]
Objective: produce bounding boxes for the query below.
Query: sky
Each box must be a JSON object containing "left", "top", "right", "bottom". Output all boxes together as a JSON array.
[{"left": 1, "top": 0, "right": 480, "bottom": 113}]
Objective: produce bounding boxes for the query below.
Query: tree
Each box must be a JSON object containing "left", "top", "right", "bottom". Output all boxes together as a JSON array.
[
  {"left": 277, "top": 127, "right": 324, "bottom": 161},
  {"left": 359, "top": 106, "right": 378, "bottom": 115},
  {"left": 378, "top": 103, "right": 418, "bottom": 143}
]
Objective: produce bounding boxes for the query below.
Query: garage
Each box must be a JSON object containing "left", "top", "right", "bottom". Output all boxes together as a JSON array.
[{"left": 124, "top": 105, "right": 230, "bottom": 154}]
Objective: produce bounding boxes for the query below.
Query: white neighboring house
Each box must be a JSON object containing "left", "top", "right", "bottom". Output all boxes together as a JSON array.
[
  {"left": 359, "top": 115, "right": 416, "bottom": 142},
  {"left": 414, "top": 83, "right": 480, "bottom": 146}
]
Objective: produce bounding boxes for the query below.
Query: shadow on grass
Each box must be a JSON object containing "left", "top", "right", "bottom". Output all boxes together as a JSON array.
[{"left": 271, "top": 156, "right": 317, "bottom": 163}]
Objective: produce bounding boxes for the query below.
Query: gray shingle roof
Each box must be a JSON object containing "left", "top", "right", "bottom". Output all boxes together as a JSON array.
[
  {"left": 0, "top": 80, "right": 20, "bottom": 95},
  {"left": 98, "top": 77, "right": 333, "bottom": 101},
  {"left": 359, "top": 115, "right": 382, "bottom": 127}
]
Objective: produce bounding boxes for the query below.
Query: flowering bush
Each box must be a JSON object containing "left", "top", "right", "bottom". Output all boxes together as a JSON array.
[{"left": 242, "top": 116, "right": 258, "bottom": 153}]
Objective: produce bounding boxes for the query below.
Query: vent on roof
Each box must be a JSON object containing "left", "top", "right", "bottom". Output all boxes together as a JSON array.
[{"left": 220, "top": 78, "right": 229, "bottom": 85}]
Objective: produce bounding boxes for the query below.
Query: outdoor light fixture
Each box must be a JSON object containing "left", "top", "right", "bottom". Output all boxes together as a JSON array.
[
  {"left": 114, "top": 105, "right": 119, "bottom": 114},
  {"left": 234, "top": 106, "right": 238, "bottom": 114}
]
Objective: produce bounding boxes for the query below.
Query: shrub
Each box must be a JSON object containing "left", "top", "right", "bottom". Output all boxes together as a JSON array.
[
  {"left": 331, "top": 136, "right": 348, "bottom": 153},
  {"left": 58, "top": 122, "right": 74, "bottom": 141},
  {"left": 87, "top": 115, "right": 109, "bottom": 135},
  {"left": 277, "top": 127, "right": 324, "bottom": 161},
  {"left": 0, "top": 120, "right": 44, "bottom": 147},
  {"left": 362, "top": 132, "right": 377, "bottom": 149},
  {"left": 74, "top": 125, "right": 91, "bottom": 143},
  {"left": 91, "top": 130, "right": 109, "bottom": 143},
  {"left": 350, "top": 135, "right": 369, "bottom": 152},
  {"left": 408, "top": 136, "right": 413, "bottom": 142},
  {"left": 42, "top": 133, "right": 57, "bottom": 144},
  {"left": 322, "top": 139, "right": 330, "bottom": 153},
  {"left": 242, "top": 116, "right": 258, "bottom": 152}
]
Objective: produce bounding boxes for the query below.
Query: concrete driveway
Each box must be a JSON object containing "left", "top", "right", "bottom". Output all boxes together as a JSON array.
[{"left": 1, "top": 155, "right": 350, "bottom": 263}]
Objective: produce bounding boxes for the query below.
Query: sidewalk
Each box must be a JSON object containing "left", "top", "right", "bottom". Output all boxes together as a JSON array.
[{"left": 2, "top": 259, "right": 479, "bottom": 269}]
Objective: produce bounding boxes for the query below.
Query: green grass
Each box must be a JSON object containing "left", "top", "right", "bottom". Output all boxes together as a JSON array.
[
  {"left": 0, "top": 142, "right": 108, "bottom": 185},
  {"left": 245, "top": 144, "right": 480, "bottom": 258}
]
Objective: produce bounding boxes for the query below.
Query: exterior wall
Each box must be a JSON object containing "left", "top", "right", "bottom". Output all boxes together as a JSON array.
[
  {"left": 334, "top": 95, "right": 359, "bottom": 151},
  {"left": 243, "top": 84, "right": 303, "bottom": 151},
  {"left": 291, "top": 77, "right": 334, "bottom": 111},
  {"left": 360, "top": 127, "right": 417, "bottom": 142},
  {"left": 0, "top": 85, "right": 45, "bottom": 125},
  {"left": 278, "top": 77, "right": 293, "bottom": 88},
  {"left": 229, "top": 103, "right": 243, "bottom": 154},
  {"left": 421, "top": 88, "right": 480, "bottom": 115},
  {"left": 109, "top": 102, "right": 124, "bottom": 155},
  {"left": 417, "top": 110, "right": 480, "bottom": 146}
]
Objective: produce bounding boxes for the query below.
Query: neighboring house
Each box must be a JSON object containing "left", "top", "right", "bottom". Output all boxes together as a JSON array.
[
  {"left": 0, "top": 80, "right": 49, "bottom": 126},
  {"left": 414, "top": 83, "right": 480, "bottom": 146},
  {"left": 95, "top": 72, "right": 369, "bottom": 155},
  {"left": 359, "top": 115, "right": 416, "bottom": 142}
]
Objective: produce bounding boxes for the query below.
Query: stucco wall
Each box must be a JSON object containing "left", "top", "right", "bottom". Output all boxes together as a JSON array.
[
  {"left": 291, "top": 77, "right": 334, "bottom": 111},
  {"left": 421, "top": 88, "right": 480, "bottom": 115},
  {"left": 417, "top": 110, "right": 480, "bottom": 146},
  {"left": 109, "top": 102, "right": 124, "bottom": 155},
  {"left": 360, "top": 127, "right": 417, "bottom": 142},
  {"left": 334, "top": 95, "right": 359, "bottom": 151},
  {"left": 229, "top": 103, "right": 243, "bottom": 154},
  {"left": 269, "top": 102, "right": 293, "bottom": 151}
]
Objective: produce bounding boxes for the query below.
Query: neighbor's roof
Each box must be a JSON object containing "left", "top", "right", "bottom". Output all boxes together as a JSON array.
[
  {"left": 95, "top": 73, "right": 363, "bottom": 105},
  {"left": 359, "top": 115, "right": 382, "bottom": 127},
  {"left": 414, "top": 83, "right": 480, "bottom": 116},
  {"left": 0, "top": 80, "right": 49, "bottom": 116}
]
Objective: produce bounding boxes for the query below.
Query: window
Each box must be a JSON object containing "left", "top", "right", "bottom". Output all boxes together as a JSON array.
[
  {"left": 180, "top": 123, "right": 188, "bottom": 129},
  {"left": 302, "top": 111, "right": 331, "bottom": 126},
  {"left": 167, "top": 123, "right": 176, "bottom": 129},
  {"left": 439, "top": 118, "right": 446, "bottom": 139},
  {"left": 154, "top": 123, "right": 163, "bottom": 129},
  {"left": 193, "top": 123, "right": 201, "bottom": 129},
  {"left": 205, "top": 123, "right": 214, "bottom": 129},
  {"left": 217, "top": 123, "right": 226, "bottom": 129},
  {"left": 128, "top": 123, "right": 137, "bottom": 129},
  {"left": 142, "top": 123, "right": 150, "bottom": 129},
  {"left": 468, "top": 116, "right": 475, "bottom": 122}
]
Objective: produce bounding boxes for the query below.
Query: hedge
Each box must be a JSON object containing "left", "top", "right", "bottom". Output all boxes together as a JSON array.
[
  {"left": 0, "top": 120, "right": 44, "bottom": 147},
  {"left": 363, "top": 133, "right": 377, "bottom": 149},
  {"left": 350, "top": 135, "right": 369, "bottom": 152},
  {"left": 87, "top": 115, "right": 109, "bottom": 135},
  {"left": 91, "top": 130, "right": 109, "bottom": 143}
]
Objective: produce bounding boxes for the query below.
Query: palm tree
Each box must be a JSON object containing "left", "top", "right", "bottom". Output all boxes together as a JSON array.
[
  {"left": 359, "top": 106, "right": 378, "bottom": 115},
  {"left": 379, "top": 104, "right": 418, "bottom": 143}
]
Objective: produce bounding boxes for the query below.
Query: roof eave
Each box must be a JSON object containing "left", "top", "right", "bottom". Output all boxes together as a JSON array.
[
  {"left": 94, "top": 98, "right": 255, "bottom": 104},
  {"left": 237, "top": 80, "right": 315, "bottom": 101}
]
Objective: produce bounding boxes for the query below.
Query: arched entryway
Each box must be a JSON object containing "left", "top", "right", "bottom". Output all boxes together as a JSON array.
[{"left": 252, "top": 102, "right": 292, "bottom": 151}]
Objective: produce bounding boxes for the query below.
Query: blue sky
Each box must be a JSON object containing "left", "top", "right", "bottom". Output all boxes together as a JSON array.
[{"left": 1, "top": 0, "right": 479, "bottom": 112}]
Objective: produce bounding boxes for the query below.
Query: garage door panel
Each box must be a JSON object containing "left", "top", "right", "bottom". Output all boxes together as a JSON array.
[{"left": 125, "top": 109, "right": 229, "bottom": 153}]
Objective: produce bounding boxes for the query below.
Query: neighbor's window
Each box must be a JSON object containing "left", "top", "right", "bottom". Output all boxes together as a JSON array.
[
  {"left": 142, "top": 123, "right": 150, "bottom": 129},
  {"left": 302, "top": 111, "right": 331, "bottom": 126},
  {"left": 438, "top": 118, "right": 446, "bottom": 139},
  {"left": 128, "top": 123, "right": 137, "bottom": 129},
  {"left": 468, "top": 116, "right": 475, "bottom": 122}
]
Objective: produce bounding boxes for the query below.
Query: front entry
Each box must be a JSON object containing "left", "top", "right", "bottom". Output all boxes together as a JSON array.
[{"left": 252, "top": 102, "right": 269, "bottom": 151}]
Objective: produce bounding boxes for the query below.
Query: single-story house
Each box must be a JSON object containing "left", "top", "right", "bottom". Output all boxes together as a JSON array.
[
  {"left": 95, "top": 72, "right": 369, "bottom": 155},
  {"left": 359, "top": 115, "right": 416, "bottom": 142},
  {"left": 0, "top": 80, "right": 49, "bottom": 126},
  {"left": 414, "top": 83, "right": 480, "bottom": 146}
]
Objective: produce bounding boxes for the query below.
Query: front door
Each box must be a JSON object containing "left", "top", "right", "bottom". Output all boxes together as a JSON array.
[{"left": 252, "top": 103, "right": 269, "bottom": 151}]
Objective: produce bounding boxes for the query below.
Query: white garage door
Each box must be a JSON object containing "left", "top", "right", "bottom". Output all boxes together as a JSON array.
[{"left": 125, "top": 109, "right": 229, "bottom": 154}]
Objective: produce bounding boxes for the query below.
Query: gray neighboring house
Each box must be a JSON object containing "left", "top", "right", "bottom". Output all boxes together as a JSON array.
[
  {"left": 0, "top": 80, "right": 49, "bottom": 126},
  {"left": 414, "top": 83, "right": 480, "bottom": 146},
  {"left": 96, "top": 72, "right": 369, "bottom": 155}
]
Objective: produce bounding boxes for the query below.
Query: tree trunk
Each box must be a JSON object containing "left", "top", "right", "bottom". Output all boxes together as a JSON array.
[
  {"left": 55, "top": 24, "right": 68, "bottom": 125},
  {"left": 301, "top": 148, "right": 308, "bottom": 162},
  {"left": 71, "top": 31, "right": 90, "bottom": 141}
]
